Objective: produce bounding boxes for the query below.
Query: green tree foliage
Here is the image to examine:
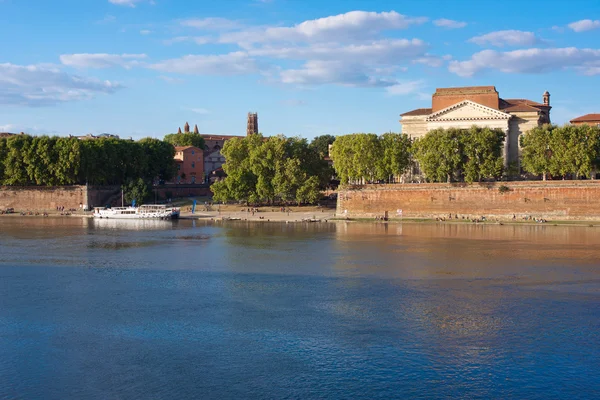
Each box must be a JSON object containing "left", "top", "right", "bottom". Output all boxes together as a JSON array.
[
  {"left": 122, "top": 178, "right": 151, "bottom": 205},
  {"left": 211, "top": 134, "right": 329, "bottom": 204},
  {"left": 413, "top": 127, "right": 505, "bottom": 183},
  {"left": 329, "top": 133, "right": 411, "bottom": 184},
  {"left": 461, "top": 126, "right": 505, "bottom": 183},
  {"left": 309, "top": 134, "right": 336, "bottom": 157},
  {"left": 520, "top": 125, "right": 554, "bottom": 180},
  {"left": 380, "top": 132, "right": 412, "bottom": 182},
  {"left": 413, "top": 128, "right": 463, "bottom": 183},
  {"left": 0, "top": 135, "right": 177, "bottom": 186},
  {"left": 139, "top": 138, "right": 177, "bottom": 182},
  {"left": 521, "top": 124, "right": 600, "bottom": 180},
  {"left": 163, "top": 132, "right": 205, "bottom": 150}
]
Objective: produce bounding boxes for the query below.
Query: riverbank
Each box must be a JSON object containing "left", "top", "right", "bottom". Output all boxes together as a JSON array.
[{"left": 3, "top": 208, "right": 600, "bottom": 227}]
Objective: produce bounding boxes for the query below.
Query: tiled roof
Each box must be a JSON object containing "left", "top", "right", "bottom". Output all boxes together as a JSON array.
[
  {"left": 501, "top": 104, "right": 542, "bottom": 113},
  {"left": 202, "top": 134, "right": 245, "bottom": 140},
  {"left": 0, "top": 132, "right": 16, "bottom": 137},
  {"left": 400, "top": 108, "right": 432, "bottom": 117},
  {"left": 501, "top": 98, "right": 547, "bottom": 107},
  {"left": 570, "top": 114, "right": 600, "bottom": 123},
  {"left": 174, "top": 146, "right": 201, "bottom": 151}
]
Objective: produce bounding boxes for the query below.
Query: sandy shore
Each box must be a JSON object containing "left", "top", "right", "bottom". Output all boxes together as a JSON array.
[{"left": 180, "top": 209, "right": 337, "bottom": 222}]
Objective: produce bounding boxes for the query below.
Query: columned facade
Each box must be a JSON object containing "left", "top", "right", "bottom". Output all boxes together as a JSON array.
[{"left": 400, "top": 86, "right": 551, "bottom": 169}]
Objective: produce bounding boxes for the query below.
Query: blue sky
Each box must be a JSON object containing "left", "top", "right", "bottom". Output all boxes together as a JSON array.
[{"left": 1, "top": 0, "right": 599, "bottom": 140}]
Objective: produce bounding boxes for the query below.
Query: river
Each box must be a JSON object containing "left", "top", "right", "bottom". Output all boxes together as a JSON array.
[{"left": 0, "top": 217, "right": 599, "bottom": 399}]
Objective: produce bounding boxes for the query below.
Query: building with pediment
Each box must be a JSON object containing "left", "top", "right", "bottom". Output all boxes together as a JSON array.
[{"left": 400, "top": 86, "right": 551, "bottom": 168}]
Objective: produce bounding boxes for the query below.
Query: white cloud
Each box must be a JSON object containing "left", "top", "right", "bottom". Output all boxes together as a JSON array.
[
  {"left": 386, "top": 80, "right": 426, "bottom": 95},
  {"left": 149, "top": 52, "right": 258, "bottom": 75},
  {"left": 140, "top": 29, "right": 152, "bottom": 35},
  {"left": 433, "top": 19, "right": 467, "bottom": 29},
  {"left": 219, "top": 10, "right": 427, "bottom": 45},
  {"left": 279, "top": 60, "right": 397, "bottom": 87},
  {"left": 163, "top": 36, "right": 211, "bottom": 45},
  {"left": 248, "top": 39, "right": 428, "bottom": 63},
  {"left": 158, "top": 75, "right": 184, "bottom": 84},
  {"left": 568, "top": 19, "right": 600, "bottom": 32},
  {"left": 97, "top": 14, "right": 117, "bottom": 24},
  {"left": 449, "top": 47, "right": 600, "bottom": 77},
  {"left": 0, "top": 124, "right": 59, "bottom": 135},
  {"left": 60, "top": 53, "right": 148, "bottom": 69},
  {"left": 0, "top": 63, "right": 122, "bottom": 106},
  {"left": 108, "top": 0, "right": 146, "bottom": 7},
  {"left": 468, "top": 30, "right": 545, "bottom": 47},
  {"left": 180, "top": 17, "right": 241, "bottom": 31}
]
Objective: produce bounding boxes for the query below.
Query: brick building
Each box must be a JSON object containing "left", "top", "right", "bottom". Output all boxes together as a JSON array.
[
  {"left": 400, "top": 86, "right": 551, "bottom": 169},
  {"left": 173, "top": 146, "right": 204, "bottom": 184},
  {"left": 570, "top": 114, "right": 600, "bottom": 127},
  {"left": 175, "top": 112, "right": 259, "bottom": 181}
]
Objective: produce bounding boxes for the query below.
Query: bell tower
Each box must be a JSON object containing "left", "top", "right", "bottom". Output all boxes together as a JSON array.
[
  {"left": 543, "top": 91, "right": 550, "bottom": 106},
  {"left": 247, "top": 112, "right": 258, "bottom": 136}
]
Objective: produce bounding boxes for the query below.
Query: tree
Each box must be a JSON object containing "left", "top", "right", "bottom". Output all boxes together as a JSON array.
[
  {"left": 461, "top": 126, "right": 505, "bottom": 183},
  {"left": 123, "top": 178, "right": 151, "bottom": 205},
  {"left": 139, "top": 138, "right": 176, "bottom": 182},
  {"left": 3, "top": 135, "right": 32, "bottom": 185},
  {"left": 329, "top": 133, "right": 385, "bottom": 184},
  {"left": 211, "top": 134, "right": 327, "bottom": 205},
  {"left": 549, "top": 124, "right": 600, "bottom": 179},
  {"left": 309, "top": 134, "right": 336, "bottom": 157},
  {"left": 413, "top": 128, "right": 463, "bottom": 183},
  {"left": 380, "top": 132, "right": 412, "bottom": 182},
  {"left": 520, "top": 125, "right": 555, "bottom": 180},
  {"left": 163, "top": 132, "right": 205, "bottom": 150}
]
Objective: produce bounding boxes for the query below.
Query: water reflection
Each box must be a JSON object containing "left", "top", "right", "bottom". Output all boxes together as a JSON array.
[{"left": 1, "top": 218, "right": 600, "bottom": 398}]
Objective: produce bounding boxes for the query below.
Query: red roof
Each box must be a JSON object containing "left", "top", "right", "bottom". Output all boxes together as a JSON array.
[
  {"left": 174, "top": 146, "right": 202, "bottom": 151},
  {"left": 202, "top": 134, "right": 245, "bottom": 140},
  {"left": 570, "top": 114, "right": 600, "bottom": 123},
  {"left": 400, "top": 108, "right": 432, "bottom": 117}
]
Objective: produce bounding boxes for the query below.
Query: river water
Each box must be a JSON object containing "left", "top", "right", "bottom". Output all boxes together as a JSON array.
[{"left": 0, "top": 218, "right": 599, "bottom": 399}]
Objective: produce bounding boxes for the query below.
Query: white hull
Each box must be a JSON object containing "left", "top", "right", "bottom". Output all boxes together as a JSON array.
[{"left": 93, "top": 205, "right": 180, "bottom": 220}]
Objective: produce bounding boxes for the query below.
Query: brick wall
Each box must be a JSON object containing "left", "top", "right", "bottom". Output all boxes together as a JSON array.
[
  {"left": 337, "top": 181, "right": 600, "bottom": 220},
  {"left": 0, "top": 186, "right": 88, "bottom": 211}
]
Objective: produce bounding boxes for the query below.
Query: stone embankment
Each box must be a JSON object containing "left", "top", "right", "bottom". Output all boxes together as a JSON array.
[{"left": 337, "top": 181, "right": 600, "bottom": 221}]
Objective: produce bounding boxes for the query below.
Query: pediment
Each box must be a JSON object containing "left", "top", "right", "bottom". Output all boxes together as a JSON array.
[{"left": 427, "top": 100, "right": 511, "bottom": 121}]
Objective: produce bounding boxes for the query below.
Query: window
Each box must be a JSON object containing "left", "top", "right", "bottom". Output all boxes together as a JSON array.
[
  {"left": 191, "top": 162, "right": 195, "bottom": 168},
  {"left": 191, "top": 150, "right": 195, "bottom": 155},
  {"left": 177, "top": 164, "right": 181, "bottom": 170}
]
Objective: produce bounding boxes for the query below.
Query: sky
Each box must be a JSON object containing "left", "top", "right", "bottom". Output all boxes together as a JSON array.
[{"left": 0, "top": 0, "right": 599, "bottom": 140}]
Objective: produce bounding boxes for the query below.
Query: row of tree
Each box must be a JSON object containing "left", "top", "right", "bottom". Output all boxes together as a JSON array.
[
  {"left": 329, "top": 128, "right": 504, "bottom": 184},
  {"left": 520, "top": 124, "right": 600, "bottom": 180},
  {"left": 0, "top": 135, "right": 176, "bottom": 186},
  {"left": 329, "top": 124, "right": 600, "bottom": 184},
  {"left": 211, "top": 134, "right": 333, "bottom": 204}
]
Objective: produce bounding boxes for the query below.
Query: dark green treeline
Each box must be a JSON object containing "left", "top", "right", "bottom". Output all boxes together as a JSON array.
[{"left": 0, "top": 135, "right": 176, "bottom": 186}]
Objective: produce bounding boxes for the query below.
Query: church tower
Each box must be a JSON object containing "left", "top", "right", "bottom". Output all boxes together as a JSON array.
[
  {"left": 194, "top": 124, "right": 199, "bottom": 134},
  {"left": 247, "top": 112, "right": 258, "bottom": 136},
  {"left": 184, "top": 122, "right": 190, "bottom": 133},
  {"left": 543, "top": 91, "right": 550, "bottom": 106}
]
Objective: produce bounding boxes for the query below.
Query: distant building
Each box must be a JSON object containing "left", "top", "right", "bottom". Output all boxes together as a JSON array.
[
  {"left": 70, "top": 133, "right": 123, "bottom": 140},
  {"left": 175, "top": 112, "right": 260, "bottom": 181},
  {"left": 400, "top": 86, "right": 551, "bottom": 168},
  {"left": 173, "top": 146, "right": 204, "bottom": 184},
  {"left": 570, "top": 114, "right": 600, "bottom": 127},
  {"left": 0, "top": 132, "right": 17, "bottom": 138}
]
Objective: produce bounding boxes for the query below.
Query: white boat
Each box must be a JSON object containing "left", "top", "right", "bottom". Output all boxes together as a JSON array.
[{"left": 93, "top": 204, "right": 180, "bottom": 220}]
